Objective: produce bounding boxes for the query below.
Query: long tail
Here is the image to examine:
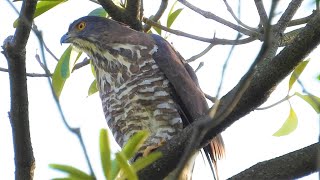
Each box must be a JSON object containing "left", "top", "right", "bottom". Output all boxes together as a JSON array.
[{"left": 204, "top": 134, "right": 225, "bottom": 180}]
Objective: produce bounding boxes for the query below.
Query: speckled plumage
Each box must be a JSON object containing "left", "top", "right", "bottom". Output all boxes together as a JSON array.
[
  {"left": 95, "top": 43, "right": 184, "bottom": 149},
  {"left": 61, "top": 16, "right": 224, "bottom": 180}
]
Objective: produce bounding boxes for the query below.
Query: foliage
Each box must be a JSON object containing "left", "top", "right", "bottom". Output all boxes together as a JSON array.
[
  {"left": 50, "top": 130, "right": 161, "bottom": 180},
  {"left": 14, "top": 0, "right": 67, "bottom": 28},
  {"left": 272, "top": 59, "right": 320, "bottom": 136},
  {"left": 151, "top": 0, "right": 183, "bottom": 38}
]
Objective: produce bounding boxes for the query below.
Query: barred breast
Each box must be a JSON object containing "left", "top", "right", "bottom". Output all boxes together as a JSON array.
[{"left": 92, "top": 43, "right": 183, "bottom": 150}]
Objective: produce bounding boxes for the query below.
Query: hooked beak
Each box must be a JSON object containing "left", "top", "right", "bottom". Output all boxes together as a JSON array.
[{"left": 60, "top": 33, "right": 72, "bottom": 45}]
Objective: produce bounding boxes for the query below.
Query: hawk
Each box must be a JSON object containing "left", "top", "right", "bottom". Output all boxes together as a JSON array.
[{"left": 61, "top": 16, "right": 224, "bottom": 179}]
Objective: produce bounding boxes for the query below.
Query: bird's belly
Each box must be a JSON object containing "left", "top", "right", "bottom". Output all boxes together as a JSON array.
[{"left": 102, "top": 75, "right": 183, "bottom": 150}]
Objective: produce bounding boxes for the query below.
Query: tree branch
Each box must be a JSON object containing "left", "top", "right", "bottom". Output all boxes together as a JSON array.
[
  {"left": 98, "top": 0, "right": 142, "bottom": 30},
  {"left": 143, "top": 17, "right": 257, "bottom": 44},
  {"left": 0, "top": 67, "right": 51, "bottom": 77},
  {"left": 288, "top": 12, "right": 315, "bottom": 27},
  {"left": 254, "top": 0, "right": 268, "bottom": 28},
  {"left": 1, "top": 0, "right": 38, "bottom": 179},
  {"left": 138, "top": 12, "right": 320, "bottom": 180},
  {"left": 178, "top": 0, "right": 259, "bottom": 36},
  {"left": 276, "top": 0, "right": 303, "bottom": 33},
  {"left": 223, "top": 0, "right": 257, "bottom": 31},
  {"left": 229, "top": 143, "right": 320, "bottom": 179},
  {"left": 126, "top": 0, "right": 140, "bottom": 20},
  {"left": 143, "top": 0, "right": 168, "bottom": 32}
]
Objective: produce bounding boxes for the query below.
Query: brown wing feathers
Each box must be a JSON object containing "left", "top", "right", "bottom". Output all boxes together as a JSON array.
[{"left": 151, "top": 34, "right": 225, "bottom": 178}]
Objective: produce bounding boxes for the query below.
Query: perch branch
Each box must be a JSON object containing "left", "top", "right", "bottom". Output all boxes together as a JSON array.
[
  {"left": 229, "top": 143, "right": 320, "bottom": 179},
  {"left": 138, "top": 11, "right": 320, "bottom": 180}
]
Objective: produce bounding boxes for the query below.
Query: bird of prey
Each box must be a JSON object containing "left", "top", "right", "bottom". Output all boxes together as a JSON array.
[{"left": 61, "top": 16, "right": 224, "bottom": 179}]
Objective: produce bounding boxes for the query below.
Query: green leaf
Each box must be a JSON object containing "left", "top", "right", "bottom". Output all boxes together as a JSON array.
[
  {"left": 167, "top": 8, "right": 183, "bottom": 28},
  {"left": 317, "top": 74, "right": 320, "bottom": 81},
  {"left": 49, "top": 164, "right": 93, "bottom": 179},
  {"left": 152, "top": 20, "right": 162, "bottom": 35},
  {"left": 295, "top": 92, "right": 320, "bottom": 113},
  {"left": 88, "top": 80, "right": 98, "bottom": 96},
  {"left": 116, "top": 152, "right": 138, "bottom": 180},
  {"left": 73, "top": 51, "right": 82, "bottom": 67},
  {"left": 88, "top": 7, "right": 108, "bottom": 17},
  {"left": 131, "top": 152, "right": 162, "bottom": 172},
  {"left": 288, "top": 59, "right": 309, "bottom": 92},
  {"left": 168, "top": 0, "right": 178, "bottom": 15},
  {"left": 52, "top": 45, "right": 72, "bottom": 98},
  {"left": 110, "top": 159, "right": 120, "bottom": 180},
  {"left": 100, "top": 129, "right": 112, "bottom": 180},
  {"left": 273, "top": 105, "right": 298, "bottom": 136},
  {"left": 90, "top": 60, "right": 96, "bottom": 78},
  {"left": 122, "top": 130, "right": 149, "bottom": 159},
  {"left": 13, "top": 0, "right": 67, "bottom": 28}
]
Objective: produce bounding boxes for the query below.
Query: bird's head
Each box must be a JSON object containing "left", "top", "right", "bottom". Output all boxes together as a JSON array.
[{"left": 60, "top": 16, "right": 136, "bottom": 54}]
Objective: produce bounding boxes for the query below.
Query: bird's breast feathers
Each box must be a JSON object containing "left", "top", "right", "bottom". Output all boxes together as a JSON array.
[{"left": 92, "top": 43, "right": 183, "bottom": 148}]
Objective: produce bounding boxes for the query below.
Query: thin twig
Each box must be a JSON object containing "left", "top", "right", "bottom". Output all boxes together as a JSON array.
[
  {"left": 143, "top": 17, "right": 258, "bottom": 44},
  {"left": 204, "top": 93, "right": 217, "bottom": 104},
  {"left": 33, "top": 27, "right": 96, "bottom": 178},
  {"left": 187, "top": 43, "right": 215, "bottom": 62},
  {"left": 215, "top": 33, "right": 241, "bottom": 99},
  {"left": 194, "top": 62, "right": 204, "bottom": 73},
  {"left": 143, "top": 0, "right": 168, "bottom": 32},
  {"left": 256, "top": 95, "right": 293, "bottom": 110},
  {"left": 223, "top": 0, "right": 257, "bottom": 31},
  {"left": 178, "top": 0, "right": 259, "bottom": 37},
  {"left": 0, "top": 67, "right": 51, "bottom": 77},
  {"left": 296, "top": 79, "right": 320, "bottom": 109},
  {"left": 72, "top": 57, "right": 90, "bottom": 72},
  {"left": 35, "top": 53, "right": 51, "bottom": 75},
  {"left": 43, "top": 40, "right": 59, "bottom": 61}
]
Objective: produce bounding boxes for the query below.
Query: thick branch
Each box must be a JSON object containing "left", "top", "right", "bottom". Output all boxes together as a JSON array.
[
  {"left": 1, "top": 0, "right": 38, "bottom": 179},
  {"left": 276, "top": 0, "right": 303, "bottom": 33},
  {"left": 229, "top": 143, "right": 320, "bottom": 179},
  {"left": 126, "top": 0, "right": 140, "bottom": 20},
  {"left": 98, "top": 0, "right": 142, "bottom": 30},
  {"left": 138, "top": 12, "right": 320, "bottom": 180}
]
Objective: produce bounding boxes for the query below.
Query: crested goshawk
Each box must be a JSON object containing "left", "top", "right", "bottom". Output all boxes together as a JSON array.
[{"left": 61, "top": 16, "right": 224, "bottom": 179}]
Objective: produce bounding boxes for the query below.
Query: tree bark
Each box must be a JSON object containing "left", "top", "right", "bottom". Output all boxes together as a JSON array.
[{"left": 2, "top": 0, "right": 38, "bottom": 179}]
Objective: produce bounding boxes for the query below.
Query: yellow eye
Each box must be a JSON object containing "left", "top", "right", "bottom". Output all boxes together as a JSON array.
[{"left": 76, "top": 22, "right": 86, "bottom": 31}]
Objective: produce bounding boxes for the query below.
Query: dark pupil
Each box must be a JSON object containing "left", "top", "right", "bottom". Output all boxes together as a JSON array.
[{"left": 79, "top": 23, "right": 83, "bottom": 29}]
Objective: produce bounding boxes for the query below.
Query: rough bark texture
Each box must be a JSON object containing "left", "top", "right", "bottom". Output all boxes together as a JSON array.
[
  {"left": 2, "top": 0, "right": 38, "bottom": 179},
  {"left": 98, "top": 0, "right": 142, "bottom": 31},
  {"left": 229, "top": 143, "right": 320, "bottom": 180}
]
